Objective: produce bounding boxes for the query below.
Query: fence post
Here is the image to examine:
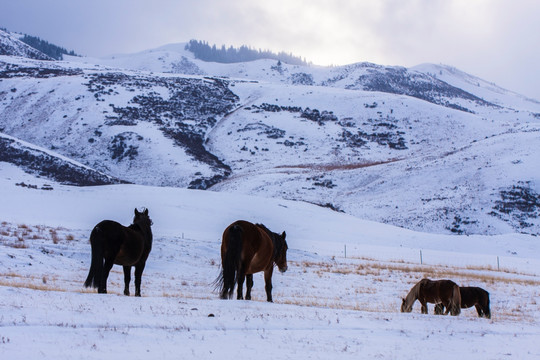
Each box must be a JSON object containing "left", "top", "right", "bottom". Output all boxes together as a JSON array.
[
  {"left": 497, "top": 256, "right": 500, "bottom": 271},
  {"left": 344, "top": 245, "right": 347, "bottom": 258},
  {"left": 420, "top": 250, "right": 423, "bottom": 265}
]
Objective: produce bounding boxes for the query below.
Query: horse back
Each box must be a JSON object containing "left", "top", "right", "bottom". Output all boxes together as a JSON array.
[
  {"left": 460, "top": 286, "right": 489, "bottom": 308},
  {"left": 92, "top": 220, "right": 147, "bottom": 265},
  {"left": 419, "top": 279, "right": 458, "bottom": 302},
  {"left": 223, "top": 220, "right": 273, "bottom": 274}
]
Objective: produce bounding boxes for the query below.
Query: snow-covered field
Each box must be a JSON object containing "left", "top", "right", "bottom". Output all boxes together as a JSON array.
[{"left": 1, "top": 165, "right": 539, "bottom": 359}]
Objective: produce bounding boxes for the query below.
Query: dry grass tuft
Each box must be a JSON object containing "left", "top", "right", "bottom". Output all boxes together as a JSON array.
[
  {"left": 50, "top": 229, "right": 60, "bottom": 244},
  {"left": 0, "top": 277, "right": 65, "bottom": 292},
  {"left": 5, "top": 241, "right": 28, "bottom": 249},
  {"left": 0, "top": 222, "right": 76, "bottom": 246}
]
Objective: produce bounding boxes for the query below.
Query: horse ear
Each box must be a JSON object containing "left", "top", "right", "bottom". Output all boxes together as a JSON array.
[
  {"left": 135, "top": 208, "right": 140, "bottom": 216},
  {"left": 144, "top": 208, "right": 149, "bottom": 216},
  {"left": 281, "top": 231, "right": 286, "bottom": 239}
]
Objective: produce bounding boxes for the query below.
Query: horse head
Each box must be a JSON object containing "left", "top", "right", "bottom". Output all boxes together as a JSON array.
[
  {"left": 274, "top": 231, "right": 288, "bottom": 273},
  {"left": 133, "top": 208, "right": 153, "bottom": 235},
  {"left": 401, "top": 298, "right": 412, "bottom": 313}
]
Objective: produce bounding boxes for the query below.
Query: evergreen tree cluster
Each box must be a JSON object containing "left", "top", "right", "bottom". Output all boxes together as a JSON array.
[
  {"left": 185, "top": 40, "right": 309, "bottom": 66},
  {"left": 20, "top": 35, "right": 77, "bottom": 60}
]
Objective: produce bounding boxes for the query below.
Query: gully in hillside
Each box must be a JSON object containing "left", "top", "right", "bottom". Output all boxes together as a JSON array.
[
  {"left": 216, "top": 220, "right": 288, "bottom": 302},
  {"left": 84, "top": 208, "right": 153, "bottom": 296}
]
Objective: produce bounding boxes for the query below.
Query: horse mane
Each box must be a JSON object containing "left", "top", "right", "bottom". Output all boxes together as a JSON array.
[
  {"left": 403, "top": 278, "right": 431, "bottom": 310},
  {"left": 256, "top": 223, "right": 283, "bottom": 261},
  {"left": 256, "top": 223, "right": 270, "bottom": 234},
  {"left": 405, "top": 279, "right": 423, "bottom": 304},
  {"left": 129, "top": 208, "right": 153, "bottom": 239}
]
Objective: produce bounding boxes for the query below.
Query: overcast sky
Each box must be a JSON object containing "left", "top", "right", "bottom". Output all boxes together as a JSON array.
[{"left": 1, "top": 0, "right": 539, "bottom": 99}]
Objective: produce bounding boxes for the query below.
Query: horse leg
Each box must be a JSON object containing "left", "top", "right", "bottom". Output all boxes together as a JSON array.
[
  {"left": 264, "top": 267, "right": 274, "bottom": 302},
  {"left": 475, "top": 304, "right": 483, "bottom": 317},
  {"left": 245, "top": 274, "right": 254, "bottom": 300},
  {"left": 483, "top": 303, "right": 491, "bottom": 319},
  {"left": 123, "top": 266, "right": 131, "bottom": 296},
  {"left": 434, "top": 303, "right": 444, "bottom": 315},
  {"left": 236, "top": 268, "right": 245, "bottom": 300},
  {"left": 442, "top": 301, "right": 451, "bottom": 315},
  {"left": 134, "top": 262, "right": 146, "bottom": 297},
  {"left": 99, "top": 258, "right": 115, "bottom": 294},
  {"left": 420, "top": 300, "right": 428, "bottom": 314}
]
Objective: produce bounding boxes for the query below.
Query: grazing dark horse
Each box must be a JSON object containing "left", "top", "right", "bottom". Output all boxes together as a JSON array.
[
  {"left": 84, "top": 208, "right": 153, "bottom": 296},
  {"left": 434, "top": 286, "right": 491, "bottom": 318},
  {"left": 401, "top": 278, "right": 461, "bottom": 316},
  {"left": 216, "top": 220, "right": 288, "bottom": 302}
]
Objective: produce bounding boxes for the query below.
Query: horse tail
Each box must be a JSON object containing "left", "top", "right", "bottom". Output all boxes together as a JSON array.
[
  {"left": 450, "top": 284, "right": 462, "bottom": 316},
  {"left": 84, "top": 225, "right": 104, "bottom": 289},
  {"left": 484, "top": 290, "right": 491, "bottom": 319},
  {"left": 219, "top": 224, "right": 243, "bottom": 299}
]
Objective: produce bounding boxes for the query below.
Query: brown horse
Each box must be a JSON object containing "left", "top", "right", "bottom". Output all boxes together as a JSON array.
[
  {"left": 401, "top": 278, "right": 461, "bottom": 316},
  {"left": 216, "top": 220, "right": 288, "bottom": 302},
  {"left": 84, "top": 208, "right": 153, "bottom": 296},
  {"left": 434, "top": 286, "right": 491, "bottom": 318}
]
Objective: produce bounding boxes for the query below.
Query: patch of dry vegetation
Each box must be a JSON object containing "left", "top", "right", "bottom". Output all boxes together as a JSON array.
[
  {"left": 275, "top": 158, "right": 402, "bottom": 172},
  {"left": 0, "top": 272, "right": 68, "bottom": 292},
  {"left": 294, "top": 260, "right": 540, "bottom": 286},
  {"left": 288, "top": 258, "right": 540, "bottom": 321},
  {"left": 0, "top": 222, "right": 76, "bottom": 248}
]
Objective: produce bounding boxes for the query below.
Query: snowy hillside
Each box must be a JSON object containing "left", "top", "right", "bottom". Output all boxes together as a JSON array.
[
  {"left": 1, "top": 39, "right": 540, "bottom": 235},
  {"left": 0, "top": 132, "right": 123, "bottom": 185},
  {"left": 0, "top": 56, "right": 238, "bottom": 189},
  {"left": 412, "top": 63, "right": 540, "bottom": 111},
  {"left": 0, "top": 29, "right": 52, "bottom": 60}
]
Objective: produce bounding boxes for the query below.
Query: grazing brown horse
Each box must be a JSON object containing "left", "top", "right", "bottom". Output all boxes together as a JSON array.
[
  {"left": 84, "top": 208, "right": 153, "bottom": 296},
  {"left": 434, "top": 286, "right": 491, "bottom": 318},
  {"left": 401, "top": 278, "right": 461, "bottom": 316},
  {"left": 217, "top": 220, "right": 288, "bottom": 302}
]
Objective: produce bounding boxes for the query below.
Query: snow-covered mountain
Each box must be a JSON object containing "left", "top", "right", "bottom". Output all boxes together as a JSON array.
[
  {"left": 0, "top": 29, "right": 52, "bottom": 60},
  {"left": 0, "top": 132, "right": 123, "bottom": 186},
  {"left": 1, "top": 31, "right": 539, "bottom": 235}
]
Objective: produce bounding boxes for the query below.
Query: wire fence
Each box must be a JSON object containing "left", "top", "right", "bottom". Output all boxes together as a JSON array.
[{"left": 339, "top": 243, "right": 540, "bottom": 277}]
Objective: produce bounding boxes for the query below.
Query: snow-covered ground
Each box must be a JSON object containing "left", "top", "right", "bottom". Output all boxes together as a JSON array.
[{"left": 1, "top": 165, "right": 539, "bottom": 359}]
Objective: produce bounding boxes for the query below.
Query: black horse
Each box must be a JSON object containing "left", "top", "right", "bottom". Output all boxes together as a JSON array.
[
  {"left": 434, "top": 286, "right": 491, "bottom": 318},
  {"left": 84, "top": 208, "right": 153, "bottom": 296}
]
